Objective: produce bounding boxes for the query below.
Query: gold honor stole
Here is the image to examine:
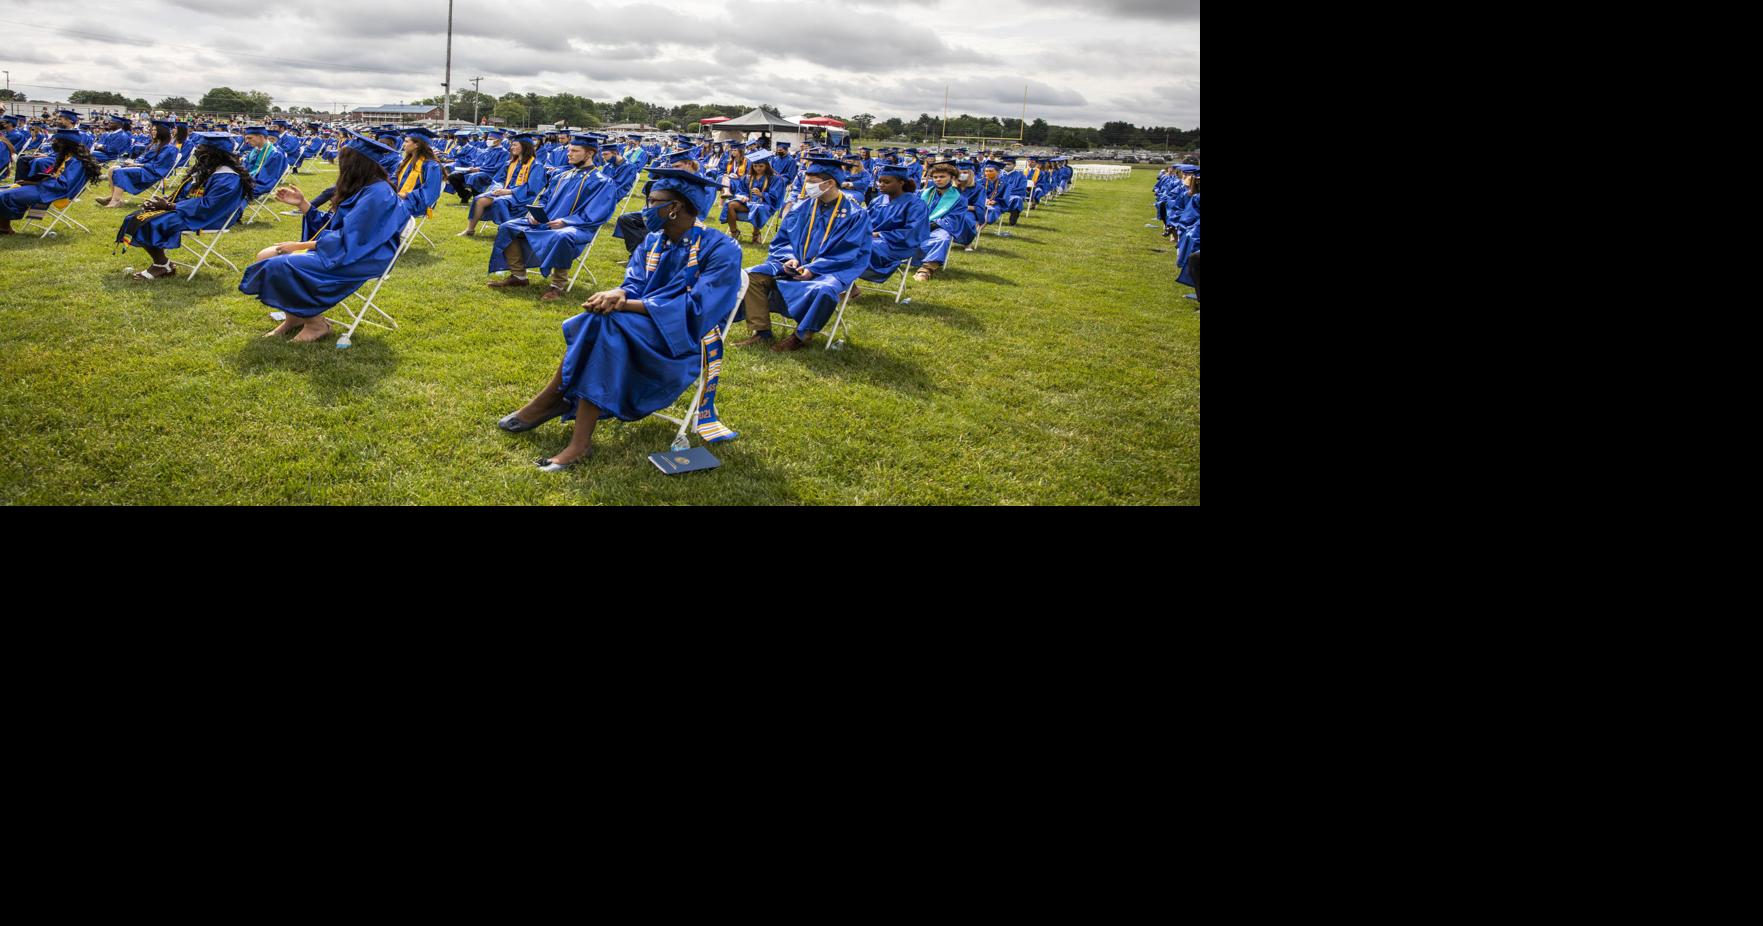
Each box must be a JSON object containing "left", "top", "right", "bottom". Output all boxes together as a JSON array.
[
  {"left": 398, "top": 157, "right": 435, "bottom": 218},
  {"left": 503, "top": 156, "right": 534, "bottom": 189}
]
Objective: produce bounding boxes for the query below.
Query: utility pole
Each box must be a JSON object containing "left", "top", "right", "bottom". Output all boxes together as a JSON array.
[
  {"left": 1020, "top": 84, "right": 1027, "bottom": 142},
  {"left": 443, "top": 0, "right": 453, "bottom": 125},
  {"left": 471, "top": 76, "right": 483, "bottom": 124},
  {"left": 942, "top": 83, "right": 948, "bottom": 142}
]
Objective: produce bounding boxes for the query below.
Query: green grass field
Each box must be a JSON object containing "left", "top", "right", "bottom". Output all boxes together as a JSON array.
[{"left": 0, "top": 163, "right": 1198, "bottom": 505}]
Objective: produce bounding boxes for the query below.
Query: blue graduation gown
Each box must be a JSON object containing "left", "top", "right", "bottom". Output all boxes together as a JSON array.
[
  {"left": 462, "top": 145, "right": 509, "bottom": 194},
  {"left": 622, "top": 145, "right": 650, "bottom": 174},
  {"left": 1173, "top": 194, "right": 1200, "bottom": 286},
  {"left": 242, "top": 144, "right": 287, "bottom": 198},
  {"left": 92, "top": 129, "right": 133, "bottom": 163},
  {"left": 842, "top": 169, "right": 873, "bottom": 199},
  {"left": 861, "top": 192, "right": 929, "bottom": 280},
  {"left": 487, "top": 166, "right": 618, "bottom": 276},
  {"left": 1001, "top": 169, "right": 1028, "bottom": 211},
  {"left": 394, "top": 157, "right": 445, "bottom": 219},
  {"left": 239, "top": 182, "right": 407, "bottom": 318},
  {"left": 117, "top": 167, "right": 247, "bottom": 250},
  {"left": 745, "top": 192, "right": 873, "bottom": 335},
  {"left": 110, "top": 144, "right": 180, "bottom": 195},
  {"left": 0, "top": 159, "right": 89, "bottom": 218},
  {"left": 912, "top": 185, "right": 975, "bottom": 265},
  {"left": 720, "top": 173, "right": 784, "bottom": 227},
  {"left": 558, "top": 226, "right": 744, "bottom": 422},
  {"left": 979, "top": 176, "right": 1006, "bottom": 225},
  {"left": 776, "top": 155, "right": 799, "bottom": 184},
  {"left": 476, "top": 157, "right": 547, "bottom": 224}
]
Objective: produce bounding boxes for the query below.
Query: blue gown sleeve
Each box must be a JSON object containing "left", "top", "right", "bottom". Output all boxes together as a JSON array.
[
  {"left": 802, "top": 203, "right": 873, "bottom": 280},
  {"left": 38, "top": 161, "right": 87, "bottom": 199},
  {"left": 314, "top": 185, "right": 407, "bottom": 271},
  {"left": 563, "top": 173, "right": 617, "bottom": 228},
  {"left": 620, "top": 233, "right": 653, "bottom": 295},
  {"left": 642, "top": 233, "right": 743, "bottom": 357}
]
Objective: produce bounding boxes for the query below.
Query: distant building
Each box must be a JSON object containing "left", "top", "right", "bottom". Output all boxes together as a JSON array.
[
  {"left": 348, "top": 104, "right": 443, "bottom": 123},
  {"left": 604, "top": 122, "right": 659, "bottom": 133}
]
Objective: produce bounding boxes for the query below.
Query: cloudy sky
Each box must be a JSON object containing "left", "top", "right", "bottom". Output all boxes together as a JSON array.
[{"left": 0, "top": 0, "right": 1199, "bottom": 128}]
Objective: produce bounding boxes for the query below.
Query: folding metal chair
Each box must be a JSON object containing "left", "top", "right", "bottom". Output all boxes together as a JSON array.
[
  {"left": 768, "top": 279, "right": 855, "bottom": 351},
  {"left": 239, "top": 191, "right": 282, "bottom": 225},
  {"left": 23, "top": 183, "right": 93, "bottom": 239},
  {"left": 564, "top": 225, "right": 607, "bottom": 293},
  {"left": 385, "top": 214, "right": 434, "bottom": 278},
  {"left": 270, "top": 217, "right": 412, "bottom": 350},
  {"left": 647, "top": 270, "right": 750, "bottom": 451},
  {"left": 170, "top": 217, "right": 243, "bottom": 282}
]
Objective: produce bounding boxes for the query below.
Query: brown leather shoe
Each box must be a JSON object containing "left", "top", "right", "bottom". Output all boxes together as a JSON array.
[
  {"left": 733, "top": 331, "right": 774, "bottom": 348},
  {"left": 540, "top": 285, "right": 566, "bottom": 301},
  {"left": 770, "top": 333, "right": 810, "bottom": 352},
  {"left": 487, "top": 275, "right": 530, "bottom": 288}
]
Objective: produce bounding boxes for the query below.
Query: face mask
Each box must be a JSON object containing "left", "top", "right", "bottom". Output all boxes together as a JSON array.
[
  {"left": 642, "top": 203, "right": 676, "bottom": 232},
  {"left": 801, "top": 179, "right": 828, "bottom": 198}
]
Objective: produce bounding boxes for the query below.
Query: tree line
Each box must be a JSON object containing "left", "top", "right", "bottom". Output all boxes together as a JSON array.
[{"left": 35, "top": 86, "right": 1197, "bottom": 149}]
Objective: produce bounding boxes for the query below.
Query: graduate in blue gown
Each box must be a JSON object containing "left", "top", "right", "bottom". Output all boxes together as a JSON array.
[
  {"left": 243, "top": 132, "right": 411, "bottom": 343},
  {"left": 1000, "top": 159, "right": 1028, "bottom": 223},
  {"left": 909, "top": 161, "right": 974, "bottom": 280},
  {"left": 447, "top": 130, "right": 509, "bottom": 202},
  {"left": 113, "top": 132, "right": 252, "bottom": 280},
  {"left": 92, "top": 115, "right": 134, "bottom": 164},
  {"left": 841, "top": 152, "right": 874, "bottom": 203},
  {"left": 977, "top": 160, "right": 1008, "bottom": 226},
  {"left": 720, "top": 149, "right": 784, "bottom": 243},
  {"left": 0, "top": 115, "right": 28, "bottom": 184},
  {"left": 239, "top": 127, "right": 288, "bottom": 202},
  {"left": 0, "top": 130, "right": 101, "bottom": 234},
  {"left": 857, "top": 164, "right": 929, "bottom": 286},
  {"left": 97, "top": 119, "right": 179, "bottom": 207},
  {"left": 494, "top": 167, "right": 744, "bottom": 471},
  {"left": 277, "top": 122, "right": 307, "bottom": 173},
  {"left": 485, "top": 134, "right": 621, "bottom": 300},
  {"left": 1171, "top": 166, "right": 1199, "bottom": 295},
  {"left": 461, "top": 133, "right": 545, "bottom": 235},
  {"left": 734, "top": 157, "right": 873, "bottom": 352},
  {"left": 621, "top": 133, "right": 651, "bottom": 174},
  {"left": 391, "top": 127, "right": 445, "bottom": 221}
]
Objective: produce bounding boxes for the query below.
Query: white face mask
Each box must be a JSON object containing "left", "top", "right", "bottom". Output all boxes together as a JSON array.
[{"left": 802, "top": 179, "right": 829, "bottom": 198}]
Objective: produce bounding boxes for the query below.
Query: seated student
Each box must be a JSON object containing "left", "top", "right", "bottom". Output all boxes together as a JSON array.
[
  {"left": 1000, "top": 158, "right": 1028, "bottom": 223},
  {"left": 485, "top": 134, "right": 620, "bottom": 301},
  {"left": 977, "top": 160, "right": 1008, "bottom": 226},
  {"left": 241, "top": 132, "right": 410, "bottom": 343},
  {"left": 113, "top": 132, "right": 252, "bottom": 281},
  {"left": 460, "top": 133, "right": 543, "bottom": 236},
  {"left": 445, "top": 130, "right": 509, "bottom": 203},
  {"left": 600, "top": 138, "right": 639, "bottom": 197},
  {"left": 277, "top": 121, "right": 307, "bottom": 174},
  {"left": 392, "top": 127, "right": 445, "bottom": 221},
  {"left": 772, "top": 141, "right": 799, "bottom": 185},
  {"left": 239, "top": 126, "right": 288, "bottom": 201},
  {"left": 370, "top": 127, "right": 404, "bottom": 176},
  {"left": 96, "top": 119, "right": 179, "bottom": 208},
  {"left": 1172, "top": 165, "right": 1199, "bottom": 303},
  {"left": 0, "top": 129, "right": 101, "bottom": 234},
  {"left": 495, "top": 168, "right": 742, "bottom": 472},
  {"left": 619, "top": 133, "right": 651, "bottom": 174},
  {"left": 91, "top": 115, "right": 134, "bottom": 165},
  {"left": 1162, "top": 162, "right": 1197, "bottom": 240},
  {"left": 0, "top": 114, "right": 27, "bottom": 185},
  {"left": 170, "top": 122, "right": 194, "bottom": 169},
  {"left": 841, "top": 152, "right": 874, "bottom": 205},
  {"left": 734, "top": 156, "right": 873, "bottom": 352},
  {"left": 301, "top": 124, "right": 326, "bottom": 165},
  {"left": 720, "top": 149, "right": 783, "bottom": 244},
  {"left": 908, "top": 161, "right": 976, "bottom": 281},
  {"left": 853, "top": 164, "right": 929, "bottom": 295},
  {"left": 611, "top": 148, "right": 697, "bottom": 257}
]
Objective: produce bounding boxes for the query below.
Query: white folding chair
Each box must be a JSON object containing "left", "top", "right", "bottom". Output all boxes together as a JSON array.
[
  {"left": 385, "top": 214, "right": 433, "bottom": 278},
  {"left": 271, "top": 217, "right": 412, "bottom": 350},
  {"left": 769, "top": 279, "right": 854, "bottom": 351},
  {"left": 873, "top": 258, "right": 913, "bottom": 305},
  {"left": 23, "top": 184, "right": 93, "bottom": 239},
  {"left": 171, "top": 218, "right": 243, "bottom": 282},
  {"left": 565, "top": 225, "right": 606, "bottom": 293},
  {"left": 240, "top": 191, "right": 282, "bottom": 224},
  {"left": 647, "top": 269, "right": 750, "bottom": 451}
]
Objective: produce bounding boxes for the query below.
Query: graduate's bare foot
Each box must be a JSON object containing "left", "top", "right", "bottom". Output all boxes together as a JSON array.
[
  {"left": 264, "top": 317, "right": 301, "bottom": 337},
  {"left": 514, "top": 395, "right": 569, "bottom": 424},
  {"left": 542, "top": 441, "right": 593, "bottom": 467},
  {"left": 291, "top": 317, "right": 333, "bottom": 342}
]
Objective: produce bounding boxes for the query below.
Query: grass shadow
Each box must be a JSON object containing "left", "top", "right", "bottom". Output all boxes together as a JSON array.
[
  {"left": 228, "top": 328, "right": 400, "bottom": 405},
  {"left": 791, "top": 340, "right": 940, "bottom": 396},
  {"left": 865, "top": 296, "right": 985, "bottom": 333},
  {"left": 941, "top": 269, "right": 1016, "bottom": 287}
]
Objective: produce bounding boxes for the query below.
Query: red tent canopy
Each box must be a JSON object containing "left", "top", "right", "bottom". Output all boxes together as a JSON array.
[
  {"left": 699, "top": 117, "right": 731, "bottom": 125},
  {"left": 799, "top": 117, "right": 845, "bottom": 127}
]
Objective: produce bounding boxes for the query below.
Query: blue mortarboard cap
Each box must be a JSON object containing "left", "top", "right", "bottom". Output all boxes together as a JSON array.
[
  {"left": 955, "top": 160, "right": 978, "bottom": 171},
  {"left": 568, "top": 134, "right": 601, "bottom": 149},
  {"left": 403, "top": 127, "right": 437, "bottom": 140},
  {"left": 243, "top": 126, "right": 269, "bottom": 136},
  {"left": 642, "top": 166, "right": 719, "bottom": 217},
  {"left": 51, "top": 128, "right": 84, "bottom": 144},
  {"left": 747, "top": 149, "right": 774, "bottom": 163},
  {"left": 1177, "top": 164, "right": 1200, "bottom": 174},
  {"left": 804, "top": 157, "right": 846, "bottom": 181},
  {"left": 983, "top": 159, "right": 1005, "bottom": 170},
  {"left": 657, "top": 148, "right": 697, "bottom": 166},
  {"left": 878, "top": 164, "right": 911, "bottom": 180},
  {"left": 513, "top": 132, "right": 538, "bottom": 142},
  {"left": 453, "top": 129, "right": 473, "bottom": 137},
  {"left": 343, "top": 129, "right": 396, "bottom": 163},
  {"left": 193, "top": 131, "right": 236, "bottom": 149},
  {"left": 625, "top": 133, "right": 642, "bottom": 141},
  {"left": 56, "top": 109, "right": 80, "bottom": 122}
]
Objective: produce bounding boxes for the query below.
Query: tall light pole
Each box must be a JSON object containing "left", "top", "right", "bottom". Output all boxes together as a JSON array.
[
  {"left": 443, "top": 0, "right": 453, "bottom": 125},
  {"left": 471, "top": 76, "right": 483, "bottom": 124}
]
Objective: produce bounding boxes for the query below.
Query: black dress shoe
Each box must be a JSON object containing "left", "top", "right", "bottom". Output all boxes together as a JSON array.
[
  {"left": 536, "top": 449, "right": 593, "bottom": 472},
  {"left": 497, "top": 406, "right": 566, "bottom": 432}
]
